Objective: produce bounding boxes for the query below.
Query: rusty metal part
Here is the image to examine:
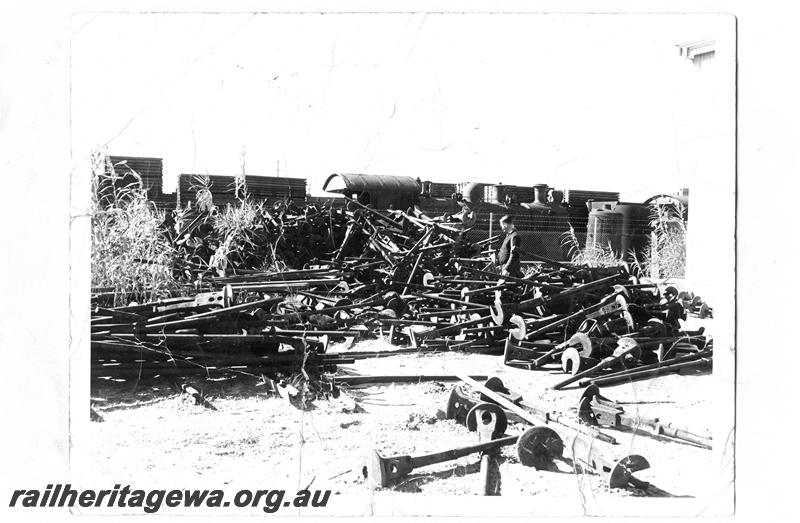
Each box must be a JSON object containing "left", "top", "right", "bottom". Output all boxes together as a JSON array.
[
  {"left": 577, "top": 385, "right": 712, "bottom": 448},
  {"left": 527, "top": 333, "right": 594, "bottom": 368},
  {"left": 336, "top": 374, "right": 488, "bottom": 386},
  {"left": 507, "top": 315, "right": 527, "bottom": 340},
  {"left": 503, "top": 336, "right": 543, "bottom": 370},
  {"left": 155, "top": 286, "right": 233, "bottom": 312},
  {"left": 363, "top": 435, "right": 518, "bottom": 488},
  {"left": 92, "top": 308, "right": 147, "bottom": 323},
  {"left": 466, "top": 402, "right": 508, "bottom": 441},
  {"left": 456, "top": 374, "right": 617, "bottom": 445},
  {"left": 415, "top": 314, "right": 494, "bottom": 339},
  {"left": 570, "top": 436, "right": 651, "bottom": 489},
  {"left": 340, "top": 194, "right": 405, "bottom": 229},
  {"left": 503, "top": 336, "right": 565, "bottom": 370},
  {"left": 575, "top": 347, "right": 711, "bottom": 387},
  {"left": 560, "top": 348, "right": 600, "bottom": 376},
  {"left": 466, "top": 267, "right": 567, "bottom": 291},
  {"left": 463, "top": 281, "right": 515, "bottom": 297},
  {"left": 228, "top": 279, "right": 343, "bottom": 291},
  {"left": 365, "top": 398, "right": 557, "bottom": 488},
  {"left": 411, "top": 292, "right": 490, "bottom": 310},
  {"left": 467, "top": 403, "right": 507, "bottom": 495},
  {"left": 480, "top": 376, "right": 523, "bottom": 404},
  {"left": 181, "top": 384, "right": 217, "bottom": 410},
  {"left": 516, "top": 426, "right": 565, "bottom": 469},
  {"left": 515, "top": 274, "right": 626, "bottom": 312},
  {"left": 587, "top": 356, "right": 712, "bottom": 387},
  {"left": 109, "top": 296, "right": 200, "bottom": 314},
  {"left": 143, "top": 296, "right": 283, "bottom": 332},
  {"left": 521, "top": 291, "right": 624, "bottom": 338},
  {"left": 553, "top": 338, "right": 644, "bottom": 390},
  {"left": 446, "top": 385, "right": 528, "bottom": 425}
]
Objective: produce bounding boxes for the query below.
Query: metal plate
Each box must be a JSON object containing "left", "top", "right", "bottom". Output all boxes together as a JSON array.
[
  {"left": 466, "top": 402, "right": 508, "bottom": 440},
  {"left": 516, "top": 426, "right": 564, "bottom": 470},
  {"left": 608, "top": 455, "right": 651, "bottom": 489}
]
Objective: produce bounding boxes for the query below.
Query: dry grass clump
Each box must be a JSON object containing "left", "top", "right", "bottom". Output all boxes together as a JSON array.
[
  {"left": 189, "top": 174, "right": 214, "bottom": 212},
  {"left": 209, "top": 199, "right": 263, "bottom": 275},
  {"left": 91, "top": 151, "right": 180, "bottom": 305},
  {"left": 637, "top": 202, "right": 686, "bottom": 279},
  {"left": 561, "top": 225, "right": 625, "bottom": 267},
  {"left": 91, "top": 151, "right": 303, "bottom": 302}
]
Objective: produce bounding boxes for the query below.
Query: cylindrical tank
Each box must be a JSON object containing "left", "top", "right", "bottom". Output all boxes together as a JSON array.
[
  {"left": 533, "top": 184, "right": 549, "bottom": 205},
  {"left": 484, "top": 184, "right": 504, "bottom": 204},
  {"left": 586, "top": 204, "right": 623, "bottom": 255},
  {"left": 614, "top": 202, "right": 652, "bottom": 261},
  {"left": 460, "top": 182, "right": 484, "bottom": 203}
]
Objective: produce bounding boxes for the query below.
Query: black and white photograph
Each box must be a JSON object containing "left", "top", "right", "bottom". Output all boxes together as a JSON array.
[
  {"left": 64, "top": 11, "right": 737, "bottom": 517},
  {"left": 9, "top": 2, "right": 784, "bottom": 520}
]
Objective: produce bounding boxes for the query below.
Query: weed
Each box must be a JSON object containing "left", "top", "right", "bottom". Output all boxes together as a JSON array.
[
  {"left": 637, "top": 201, "right": 686, "bottom": 278},
  {"left": 189, "top": 174, "right": 214, "bottom": 212},
  {"left": 560, "top": 225, "right": 625, "bottom": 267},
  {"left": 91, "top": 150, "right": 180, "bottom": 306}
]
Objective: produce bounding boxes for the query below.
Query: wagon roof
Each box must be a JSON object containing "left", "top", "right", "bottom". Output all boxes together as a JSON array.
[{"left": 322, "top": 173, "right": 421, "bottom": 194}]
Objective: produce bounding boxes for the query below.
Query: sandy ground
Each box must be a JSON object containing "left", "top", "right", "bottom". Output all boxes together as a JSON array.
[{"left": 85, "top": 317, "right": 719, "bottom": 517}]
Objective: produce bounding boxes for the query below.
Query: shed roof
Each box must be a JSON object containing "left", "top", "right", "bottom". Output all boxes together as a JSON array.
[{"left": 322, "top": 173, "right": 421, "bottom": 194}]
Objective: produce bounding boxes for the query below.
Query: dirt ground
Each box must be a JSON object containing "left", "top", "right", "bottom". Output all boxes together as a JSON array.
[{"left": 85, "top": 317, "right": 718, "bottom": 517}]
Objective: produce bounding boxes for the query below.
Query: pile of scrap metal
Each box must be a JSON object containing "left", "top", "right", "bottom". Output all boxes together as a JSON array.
[
  {"left": 89, "top": 198, "right": 498, "bottom": 391},
  {"left": 501, "top": 281, "right": 712, "bottom": 387},
  {"left": 90, "top": 279, "right": 357, "bottom": 382},
  {"left": 91, "top": 196, "right": 710, "bottom": 396}
]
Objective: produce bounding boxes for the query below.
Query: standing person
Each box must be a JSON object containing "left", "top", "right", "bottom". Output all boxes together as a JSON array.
[{"left": 496, "top": 215, "right": 523, "bottom": 278}]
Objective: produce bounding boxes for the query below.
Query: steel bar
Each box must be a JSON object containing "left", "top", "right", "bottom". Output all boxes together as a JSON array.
[
  {"left": 577, "top": 349, "right": 712, "bottom": 386},
  {"left": 588, "top": 358, "right": 712, "bottom": 387},
  {"left": 340, "top": 195, "right": 405, "bottom": 230},
  {"left": 334, "top": 375, "right": 488, "bottom": 385},
  {"left": 410, "top": 292, "right": 490, "bottom": 310},
  {"left": 523, "top": 293, "right": 619, "bottom": 339},
  {"left": 143, "top": 297, "right": 283, "bottom": 332},
  {"left": 554, "top": 350, "right": 636, "bottom": 390}
]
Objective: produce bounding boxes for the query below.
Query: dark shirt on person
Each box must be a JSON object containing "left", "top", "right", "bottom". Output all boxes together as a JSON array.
[{"left": 497, "top": 230, "right": 522, "bottom": 277}]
